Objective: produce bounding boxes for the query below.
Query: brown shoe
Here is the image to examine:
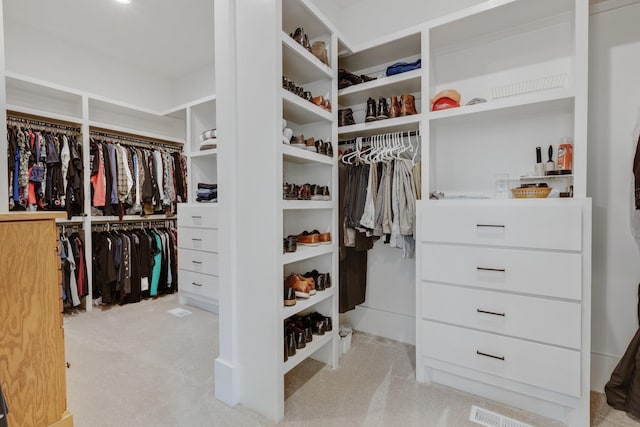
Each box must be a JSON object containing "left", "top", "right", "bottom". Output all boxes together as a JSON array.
[
  {"left": 285, "top": 274, "right": 310, "bottom": 298},
  {"left": 295, "top": 274, "right": 316, "bottom": 296},
  {"left": 318, "top": 232, "right": 332, "bottom": 244},
  {"left": 312, "top": 96, "right": 325, "bottom": 109},
  {"left": 389, "top": 95, "right": 401, "bottom": 118},
  {"left": 400, "top": 94, "right": 417, "bottom": 116},
  {"left": 305, "top": 137, "right": 316, "bottom": 152},
  {"left": 311, "top": 41, "right": 329, "bottom": 66},
  {"left": 297, "top": 231, "right": 320, "bottom": 246}
]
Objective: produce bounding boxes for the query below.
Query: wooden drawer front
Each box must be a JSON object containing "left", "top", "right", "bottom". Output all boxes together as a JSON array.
[
  {"left": 178, "top": 204, "right": 218, "bottom": 229},
  {"left": 421, "top": 204, "right": 582, "bottom": 251},
  {"left": 421, "top": 282, "right": 581, "bottom": 349},
  {"left": 179, "top": 269, "right": 219, "bottom": 300},
  {"left": 421, "top": 244, "right": 582, "bottom": 300},
  {"left": 179, "top": 248, "right": 219, "bottom": 276},
  {"left": 178, "top": 227, "right": 219, "bottom": 252},
  {"left": 421, "top": 321, "right": 581, "bottom": 397}
]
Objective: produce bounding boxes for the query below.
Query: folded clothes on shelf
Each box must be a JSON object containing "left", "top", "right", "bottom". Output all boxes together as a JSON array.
[
  {"left": 197, "top": 182, "right": 217, "bottom": 190},
  {"left": 199, "top": 129, "right": 217, "bottom": 141},
  {"left": 386, "top": 58, "right": 421, "bottom": 76},
  {"left": 200, "top": 138, "right": 217, "bottom": 150}
]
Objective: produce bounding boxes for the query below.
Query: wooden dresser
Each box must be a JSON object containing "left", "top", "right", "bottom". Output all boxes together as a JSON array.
[{"left": 0, "top": 213, "right": 73, "bottom": 427}]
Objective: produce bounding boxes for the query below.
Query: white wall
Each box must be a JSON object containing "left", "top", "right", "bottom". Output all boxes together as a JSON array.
[
  {"left": 588, "top": 1, "right": 640, "bottom": 391},
  {"left": 3, "top": 17, "right": 175, "bottom": 112},
  {"left": 171, "top": 63, "right": 216, "bottom": 107}
]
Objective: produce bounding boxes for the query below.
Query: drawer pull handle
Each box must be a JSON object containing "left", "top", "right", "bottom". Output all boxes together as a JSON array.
[
  {"left": 477, "top": 309, "right": 506, "bottom": 317},
  {"left": 477, "top": 267, "right": 505, "bottom": 273},
  {"left": 476, "top": 350, "right": 505, "bottom": 361},
  {"left": 192, "top": 238, "right": 203, "bottom": 242},
  {"left": 476, "top": 224, "right": 505, "bottom": 228},
  {"left": 192, "top": 215, "right": 202, "bottom": 219},
  {"left": 192, "top": 260, "right": 203, "bottom": 264},
  {"left": 192, "top": 282, "right": 203, "bottom": 287}
]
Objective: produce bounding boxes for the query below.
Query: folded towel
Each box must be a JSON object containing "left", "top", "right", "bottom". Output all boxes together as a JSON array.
[{"left": 200, "top": 129, "right": 217, "bottom": 141}]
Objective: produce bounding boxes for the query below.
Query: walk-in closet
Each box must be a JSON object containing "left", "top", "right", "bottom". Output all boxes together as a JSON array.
[{"left": 2, "top": 0, "right": 640, "bottom": 426}]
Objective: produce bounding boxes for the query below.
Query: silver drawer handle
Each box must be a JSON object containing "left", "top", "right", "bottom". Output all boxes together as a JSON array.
[
  {"left": 476, "top": 350, "right": 505, "bottom": 361},
  {"left": 192, "top": 260, "right": 203, "bottom": 264},
  {"left": 192, "top": 238, "right": 203, "bottom": 242},
  {"left": 477, "top": 224, "right": 505, "bottom": 228},
  {"left": 477, "top": 309, "right": 506, "bottom": 317},
  {"left": 192, "top": 282, "right": 203, "bottom": 287},
  {"left": 477, "top": 267, "right": 505, "bottom": 273},
  {"left": 192, "top": 215, "right": 202, "bottom": 219}
]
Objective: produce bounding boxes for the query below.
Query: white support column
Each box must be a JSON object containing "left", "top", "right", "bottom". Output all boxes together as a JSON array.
[
  {"left": 0, "top": 0, "right": 8, "bottom": 213},
  {"left": 214, "top": 0, "right": 282, "bottom": 420}
]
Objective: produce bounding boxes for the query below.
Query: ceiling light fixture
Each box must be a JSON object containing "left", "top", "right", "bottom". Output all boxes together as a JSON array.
[{"left": 116, "top": 0, "right": 131, "bottom": 4}]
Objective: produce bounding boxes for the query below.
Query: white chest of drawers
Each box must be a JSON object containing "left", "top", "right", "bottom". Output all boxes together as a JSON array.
[
  {"left": 177, "top": 203, "right": 219, "bottom": 313},
  {"left": 416, "top": 199, "right": 591, "bottom": 426}
]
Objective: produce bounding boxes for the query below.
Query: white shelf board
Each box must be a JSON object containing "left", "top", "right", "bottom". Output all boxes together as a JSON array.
[
  {"left": 283, "top": 243, "right": 335, "bottom": 265},
  {"left": 6, "top": 104, "right": 83, "bottom": 125},
  {"left": 191, "top": 148, "right": 218, "bottom": 159},
  {"left": 282, "top": 287, "right": 334, "bottom": 320},
  {"left": 427, "top": 90, "right": 574, "bottom": 125},
  {"left": 429, "top": 0, "right": 573, "bottom": 52},
  {"left": 282, "top": 33, "right": 333, "bottom": 84},
  {"left": 89, "top": 120, "right": 186, "bottom": 145},
  {"left": 282, "top": 200, "right": 333, "bottom": 210},
  {"left": 338, "top": 69, "right": 422, "bottom": 106},
  {"left": 518, "top": 174, "right": 573, "bottom": 181},
  {"left": 282, "top": 90, "right": 333, "bottom": 125},
  {"left": 283, "top": 330, "right": 336, "bottom": 374},
  {"left": 339, "top": 31, "right": 421, "bottom": 73},
  {"left": 281, "top": 144, "right": 334, "bottom": 165},
  {"left": 338, "top": 114, "right": 422, "bottom": 139},
  {"left": 282, "top": 0, "right": 332, "bottom": 39}
]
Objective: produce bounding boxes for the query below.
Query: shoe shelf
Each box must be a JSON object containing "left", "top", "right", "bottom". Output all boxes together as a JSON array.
[
  {"left": 282, "top": 33, "right": 333, "bottom": 84},
  {"left": 283, "top": 243, "right": 335, "bottom": 265},
  {"left": 338, "top": 114, "right": 422, "bottom": 139},
  {"left": 283, "top": 330, "right": 336, "bottom": 374},
  {"left": 281, "top": 144, "right": 334, "bottom": 165},
  {"left": 190, "top": 148, "right": 218, "bottom": 159},
  {"left": 282, "top": 200, "right": 333, "bottom": 210},
  {"left": 282, "top": 287, "right": 334, "bottom": 320},
  {"left": 338, "top": 69, "right": 422, "bottom": 106},
  {"left": 282, "top": 89, "right": 333, "bottom": 124},
  {"left": 338, "top": 32, "right": 422, "bottom": 76},
  {"left": 427, "top": 90, "right": 574, "bottom": 125}
]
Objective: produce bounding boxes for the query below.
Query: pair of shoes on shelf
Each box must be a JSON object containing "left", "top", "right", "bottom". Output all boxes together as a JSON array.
[
  {"left": 338, "top": 69, "right": 377, "bottom": 90},
  {"left": 338, "top": 108, "right": 355, "bottom": 127},
  {"left": 297, "top": 230, "right": 332, "bottom": 246},
  {"left": 302, "top": 269, "right": 331, "bottom": 291},
  {"left": 366, "top": 94, "right": 417, "bottom": 122},
  {"left": 285, "top": 273, "right": 316, "bottom": 299},
  {"left": 290, "top": 27, "right": 311, "bottom": 52},
  {"left": 311, "top": 41, "right": 329, "bottom": 66},
  {"left": 283, "top": 183, "right": 330, "bottom": 201},
  {"left": 312, "top": 96, "right": 331, "bottom": 112},
  {"left": 283, "top": 235, "right": 297, "bottom": 253}
]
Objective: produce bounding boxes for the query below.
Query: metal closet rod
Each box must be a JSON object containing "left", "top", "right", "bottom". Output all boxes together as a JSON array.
[
  {"left": 338, "top": 129, "right": 421, "bottom": 145},
  {"left": 6, "top": 110, "right": 82, "bottom": 133},
  {"left": 90, "top": 126, "right": 182, "bottom": 152},
  {"left": 90, "top": 217, "right": 177, "bottom": 225}
]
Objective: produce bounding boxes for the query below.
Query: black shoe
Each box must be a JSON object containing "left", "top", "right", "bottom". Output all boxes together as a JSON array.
[
  {"left": 338, "top": 109, "right": 355, "bottom": 127},
  {"left": 285, "top": 235, "right": 297, "bottom": 253},
  {"left": 325, "top": 142, "right": 333, "bottom": 157},
  {"left": 284, "top": 287, "right": 296, "bottom": 306},
  {"left": 286, "top": 331, "right": 296, "bottom": 357},
  {"left": 377, "top": 97, "right": 389, "bottom": 120},
  {"left": 365, "top": 98, "right": 377, "bottom": 122},
  {"left": 324, "top": 272, "right": 331, "bottom": 288},
  {"left": 338, "top": 68, "right": 363, "bottom": 85}
]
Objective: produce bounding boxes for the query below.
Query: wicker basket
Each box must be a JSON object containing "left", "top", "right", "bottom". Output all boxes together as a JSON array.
[{"left": 511, "top": 187, "right": 552, "bottom": 199}]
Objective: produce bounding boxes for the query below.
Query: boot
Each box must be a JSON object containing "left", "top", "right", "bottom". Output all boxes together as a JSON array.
[
  {"left": 291, "top": 28, "right": 305, "bottom": 46},
  {"left": 400, "top": 94, "right": 417, "bottom": 116},
  {"left": 338, "top": 109, "right": 355, "bottom": 127},
  {"left": 389, "top": 95, "right": 401, "bottom": 118},
  {"left": 311, "top": 41, "right": 329, "bottom": 66},
  {"left": 365, "top": 97, "right": 377, "bottom": 122},
  {"left": 377, "top": 97, "right": 389, "bottom": 120}
]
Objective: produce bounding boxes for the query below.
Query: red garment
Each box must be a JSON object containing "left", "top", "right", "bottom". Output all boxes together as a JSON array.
[{"left": 90, "top": 143, "right": 107, "bottom": 207}]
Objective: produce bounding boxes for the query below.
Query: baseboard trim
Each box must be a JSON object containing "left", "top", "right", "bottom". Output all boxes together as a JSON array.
[
  {"left": 341, "top": 305, "right": 415, "bottom": 345},
  {"left": 591, "top": 351, "right": 620, "bottom": 391}
]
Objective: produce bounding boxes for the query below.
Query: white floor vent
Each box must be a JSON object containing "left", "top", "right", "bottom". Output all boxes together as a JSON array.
[{"left": 470, "top": 405, "right": 533, "bottom": 427}]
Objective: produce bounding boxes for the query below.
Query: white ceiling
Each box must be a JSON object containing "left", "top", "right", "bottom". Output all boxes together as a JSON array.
[{"left": 2, "top": 0, "right": 215, "bottom": 81}]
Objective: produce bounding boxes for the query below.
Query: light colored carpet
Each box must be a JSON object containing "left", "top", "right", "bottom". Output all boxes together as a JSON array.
[{"left": 63, "top": 294, "right": 639, "bottom": 426}]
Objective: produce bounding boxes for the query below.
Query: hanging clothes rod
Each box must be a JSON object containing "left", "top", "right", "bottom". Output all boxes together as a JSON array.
[
  {"left": 90, "top": 216, "right": 177, "bottom": 225},
  {"left": 90, "top": 126, "right": 182, "bottom": 152},
  {"left": 338, "top": 129, "right": 421, "bottom": 145},
  {"left": 7, "top": 110, "right": 82, "bottom": 133}
]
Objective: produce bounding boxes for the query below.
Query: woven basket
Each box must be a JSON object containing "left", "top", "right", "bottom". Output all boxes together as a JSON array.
[{"left": 511, "top": 187, "right": 552, "bottom": 199}]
